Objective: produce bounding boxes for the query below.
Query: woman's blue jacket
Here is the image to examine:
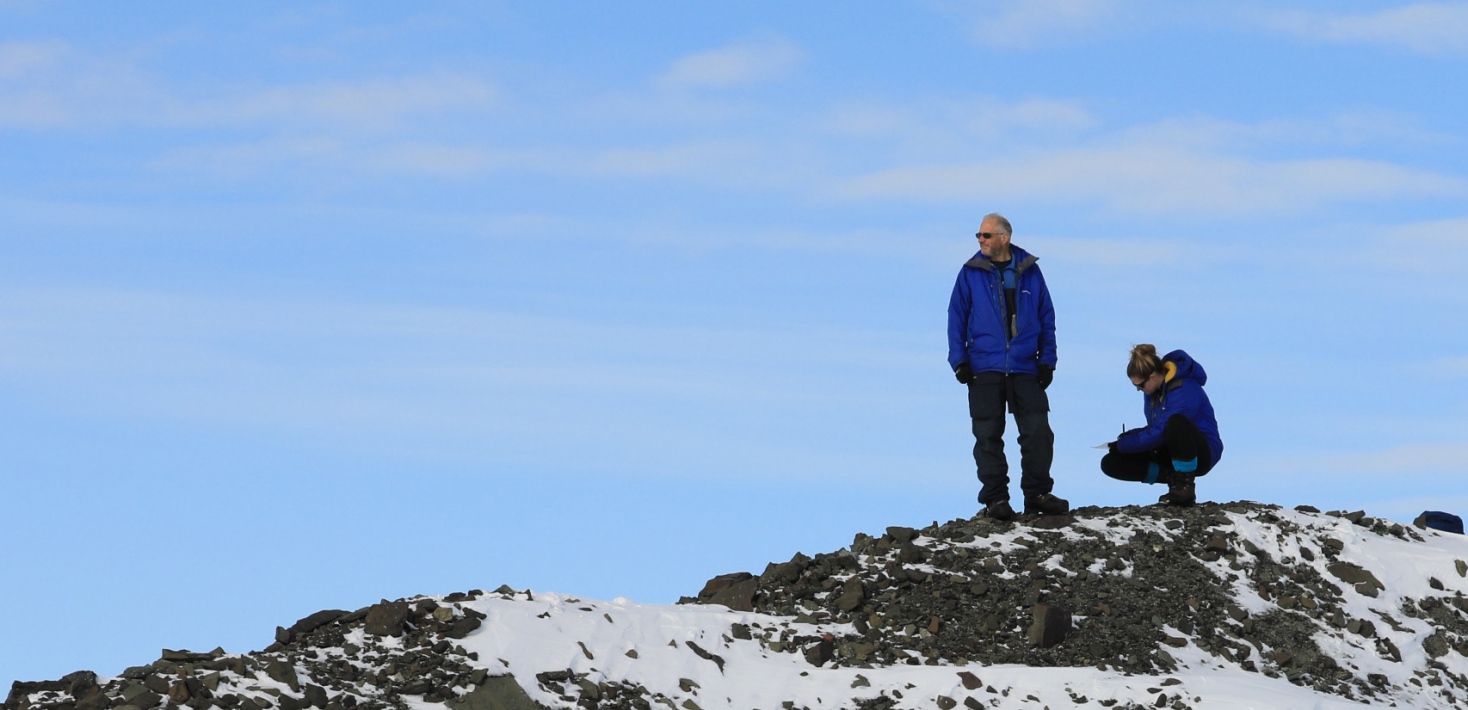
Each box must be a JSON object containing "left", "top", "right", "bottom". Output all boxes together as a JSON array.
[
  {"left": 1116, "top": 349, "right": 1224, "bottom": 464},
  {"left": 946, "top": 245, "right": 1057, "bottom": 375}
]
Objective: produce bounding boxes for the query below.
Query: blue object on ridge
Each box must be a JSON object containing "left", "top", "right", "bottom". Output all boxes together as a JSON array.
[{"left": 1419, "top": 510, "right": 1464, "bottom": 535}]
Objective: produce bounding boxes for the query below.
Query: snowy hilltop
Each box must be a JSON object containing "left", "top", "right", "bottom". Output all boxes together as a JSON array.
[{"left": 9, "top": 502, "right": 1468, "bottom": 710}]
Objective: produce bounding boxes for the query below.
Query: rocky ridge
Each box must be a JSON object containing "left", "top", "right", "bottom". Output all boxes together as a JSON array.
[
  {"left": 689, "top": 501, "right": 1468, "bottom": 706},
  {"left": 9, "top": 501, "right": 1468, "bottom": 710}
]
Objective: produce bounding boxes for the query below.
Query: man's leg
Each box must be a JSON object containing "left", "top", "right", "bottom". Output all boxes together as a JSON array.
[
  {"left": 1009, "top": 374, "right": 1056, "bottom": 500},
  {"left": 968, "top": 373, "right": 1010, "bottom": 506}
]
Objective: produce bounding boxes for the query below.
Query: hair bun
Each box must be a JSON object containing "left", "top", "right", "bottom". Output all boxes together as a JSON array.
[{"left": 1126, "top": 343, "right": 1162, "bottom": 379}]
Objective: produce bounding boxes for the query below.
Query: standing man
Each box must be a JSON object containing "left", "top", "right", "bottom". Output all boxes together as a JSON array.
[{"left": 947, "top": 213, "right": 1067, "bottom": 521}]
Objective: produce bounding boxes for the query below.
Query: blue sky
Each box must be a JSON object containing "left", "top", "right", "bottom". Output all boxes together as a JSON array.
[{"left": 3, "top": 0, "right": 1466, "bottom": 688}]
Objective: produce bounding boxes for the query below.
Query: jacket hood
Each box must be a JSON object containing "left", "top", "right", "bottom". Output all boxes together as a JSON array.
[
  {"left": 1163, "top": 349, "right": 1207, "bottom": 387},
  {"left": 964, "top": 244, "right": 1038, "bottom": 271}
]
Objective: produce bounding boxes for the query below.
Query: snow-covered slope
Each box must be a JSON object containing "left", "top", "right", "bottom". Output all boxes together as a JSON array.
[{"left": 9, "top": 502, "right": 1468, "bottom": 710}]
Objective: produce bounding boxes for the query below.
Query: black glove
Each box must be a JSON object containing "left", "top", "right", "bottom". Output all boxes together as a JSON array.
[
  {"left": 954, "top": 363, "right": 973, "bottom": 385},
  {"left": 1037, "top": 364, "right": 1054, "bottom": 390}
]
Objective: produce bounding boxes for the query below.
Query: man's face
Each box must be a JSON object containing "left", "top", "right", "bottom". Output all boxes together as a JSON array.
[{"left": 977, "top": 219, "right": 1010, "bottom": 258}]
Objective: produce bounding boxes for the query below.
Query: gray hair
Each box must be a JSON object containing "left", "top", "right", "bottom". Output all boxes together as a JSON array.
[{"left": 983, "top": 212, "right": 1012, "bottom": 235}]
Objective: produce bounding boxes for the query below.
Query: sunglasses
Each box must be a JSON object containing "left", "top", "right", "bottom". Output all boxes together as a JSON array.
[
  {"left": 1133, "top": 380, "right": 1147, "bottom": 391},
  {"left": 976, "top": 232, "right": 1005, "bottom": 240}
]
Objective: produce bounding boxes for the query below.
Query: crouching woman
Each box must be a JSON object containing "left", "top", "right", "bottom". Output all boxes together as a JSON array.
[{"left": 1102, "top": 345, "right": 1223, "bottom": 507}]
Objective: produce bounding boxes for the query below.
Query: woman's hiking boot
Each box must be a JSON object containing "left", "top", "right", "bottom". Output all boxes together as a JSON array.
[
  {"left": 981, "top": 500, "right": 1016, "bottom": 522},
  {"left": 1158, "top": 475, "right": 1196, "bottom": 507},
  {"left": 1024, "top": 492, "right": 1070, "bottom": 516}
]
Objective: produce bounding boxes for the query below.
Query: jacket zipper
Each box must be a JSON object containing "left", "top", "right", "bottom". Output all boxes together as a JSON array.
[{"left": 996, "top": 265, "right": 1012, "bottom": 373}]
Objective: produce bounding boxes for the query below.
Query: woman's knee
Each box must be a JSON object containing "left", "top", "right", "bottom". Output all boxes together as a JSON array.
[
  {"left": 1163, "top": 415, "right": 1202, "bottom": 462},
  {"left": 1163, "top": 414, "right": 1199, "bottom": 438},
  {"left": 1100, "top": 453, "right": 1141, "bottom": 481}
]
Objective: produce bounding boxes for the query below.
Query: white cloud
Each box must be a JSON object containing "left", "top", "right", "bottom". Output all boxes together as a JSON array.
[
  {"left": 814, "top": 101, "right": 1466, "bottom": 214},
  {"left": 1252, "top": 2, "right": 1468, "bottom": 55},
  {"left": 1273, "top": 442, "right": 1468, "bottom": 475},
  {"left": 363, "top": 142, "right": 509, "bottom": 176},
  {"left": 824, "top": 96, "right": 1097, "bottom": 141},
  {"left": 588, "top": 141, "right": 757, "bottom": 178},
  {"left": 658, "top": 36, "right": 803, "bottom": 89},
  {"left": 1417, "top": 356, "right": 1468, "bottom": 377},
  {"left": 1377, "top": 215, "right": 1468, "bottom": 274},
  {"left": 1387, "top": 215, "right": 1468, "bottom": 246},
  {"left": 959, "top": 0, "right": 1138, "bottom": 49},
  {"left": 0, "top": 40, "right": 495, "bottom": 133},
  {"left": 1123, "top": 110, "right": 1454, "bottom": 151},
  {"left": 152, "top": 138, "right": 553, "bottom": 180},
  {"left": 830, "top": 142, "right": 1468, "bottom": 215},
  {"left": 1024, "top": 235, "right": 1188, "bottom": 268},
  {"left": 148, "top": 136, "right": 349, "bottom": 178},
  {"left": 0, "top": 39, "right": 64, "bottom": 77},
  {"left": 181, "top": 74, "right": 496, "bottom": 132},
  {"left": 0, "top": 40, "right": 153, "bottom": 129},
  {"left": 0, "top": 86, "right": 69, "bottom": 128},
  {"left": 0, "top": 286, "right": 936, "bottom": 480}
]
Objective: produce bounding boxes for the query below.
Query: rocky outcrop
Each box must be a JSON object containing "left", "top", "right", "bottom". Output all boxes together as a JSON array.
[
  {"left": 6, "top": 594, "right": 493, "bottom": 710},
  {"left": 683, "top": 501, "right": 1468, "bottom": 703},
  {"left": 9, "top": 502, "right": 1468, "bottom": 710}
]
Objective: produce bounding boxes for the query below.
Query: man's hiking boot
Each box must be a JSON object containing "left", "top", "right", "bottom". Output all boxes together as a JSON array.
[
  {"left": 981, "top": 500, "right": 1016, "bottom": 522},
  {"left": 1024, "top": 492, "right": 1070, "bottom": 516},
  {"left": 1158, "top": 475, "right": 1196, "bottom": 507}
]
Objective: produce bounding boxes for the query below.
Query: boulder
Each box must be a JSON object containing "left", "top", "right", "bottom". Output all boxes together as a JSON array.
[
  {"left": 264, "top": 661, "right": 300, "bottom": 692},
  {"left": 283, "top": 610, "right": 349, "bottom": 642},
  {"left": 1326, "top": 562, "right": 1383, "bottom": 591},
  {"left": 364, "top": 600, "right": 411, "bottom": 637},
  {"left": 446, "top": 616, "right": 483, "bottom": 639},
  {"left": 759, "top": 553, "right": 812, "bottom": 585},
  {"left": 1027, "top": 604, "right": 1071, "bottom": 648},
  {"left": 696, "top": 573, "right": 759, "bottom": 612},
  {"left": 834, "top": 578, "right": 865, "bottom": 613},
  {"left": 803, "top": 639, "right": 834, "bottom": 666}
]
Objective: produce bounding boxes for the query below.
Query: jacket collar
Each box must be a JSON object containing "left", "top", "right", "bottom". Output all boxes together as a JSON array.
[{"left": 965, "top": 244, "right": 1039, "bottom": 272}]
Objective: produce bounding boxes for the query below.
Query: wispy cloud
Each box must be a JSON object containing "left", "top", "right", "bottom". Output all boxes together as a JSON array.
[
  {"left": 1025, "top": 235, "right": 1189, "bottom": 268},
  {"left": 1272, "top": 442, "right": 1468, "bottom": 475},
  {"left": 1251, "top": 2, "right": 1468, "bottom": 55},
  {"left": 152, "top": 138, "right": 546, "bottom": 180},
  {"left": 1380, "top": 215, "right": 1468, "bottom": 274},
  {"left": 0, "top": 39, "right": 64, "bottom": 76},
  {"left": 1415, "top": 356, "right": 1468, "bottom": 378},
  {"left": 954, "top": 0, "right": 1140, "bottom": 49},
  {"left": 1122, "top": 110, "right": 1456, "bottom": 151},
  {"left": 173, "top": 74, "right": 496, "bottom": 132},
  {"left": 0, "top": 40, "right": 495, "bottom": 132},
  {"left": 149, "top": 136, "right": 350, "bottom": 178},
  {"left": 823, "top": 96, "right": 1097, "bottom": 144},
  {"left": 657, "top": 36, "right": 804, "bottom": 89},
  {"left": 0, "top": 286, "right": 934, "bottom": 478},
  {"left": 589, "top": 141, "right": 753, "bottom": 177},
  {"left": 1388, "top": 215, "right": 1468, "bottom": 246},
  {"left": 0, "top": 40, "right": 149, "bottom": 128},
  {"left": 830, "top": 143, "right": 1468, "bottom": 214}
]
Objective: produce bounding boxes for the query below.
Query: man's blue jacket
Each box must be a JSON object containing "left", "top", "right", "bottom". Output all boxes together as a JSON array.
[
  {"left": 1115, "top": 349, "right": 1224, "bottom": 464},
  {"left": 947, "top": 245, "right": 1057, "bottom": 375}
]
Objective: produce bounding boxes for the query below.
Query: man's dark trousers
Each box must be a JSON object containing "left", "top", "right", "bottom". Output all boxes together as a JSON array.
[{"left": 968, "top": 371, "right": 1054, "bottom": 506}]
